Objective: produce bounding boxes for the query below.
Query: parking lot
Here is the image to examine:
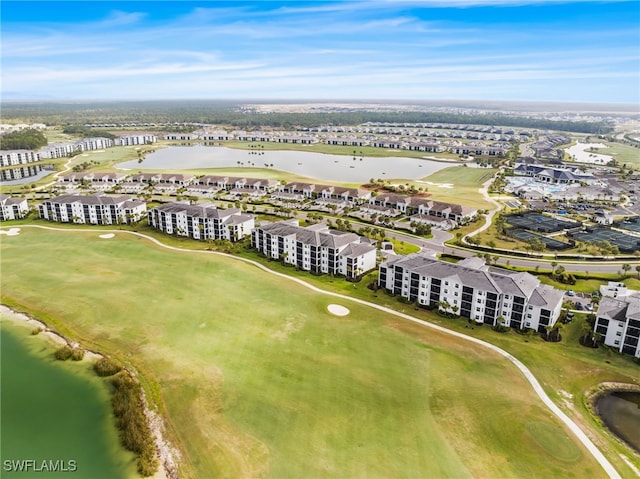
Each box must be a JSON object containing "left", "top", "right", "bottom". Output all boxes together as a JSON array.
[{"left": 564, "top": 290, "right": 595, "bottom": 312}]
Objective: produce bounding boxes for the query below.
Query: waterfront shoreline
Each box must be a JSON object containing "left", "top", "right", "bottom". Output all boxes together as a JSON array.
[{"left": 0, "top": 304, "right": 178, "bottom": 479}]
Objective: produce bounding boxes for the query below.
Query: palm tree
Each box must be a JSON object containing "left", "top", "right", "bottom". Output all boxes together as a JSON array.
[{"left": 621, "top": 263, "right": 631, "bottom": 277}]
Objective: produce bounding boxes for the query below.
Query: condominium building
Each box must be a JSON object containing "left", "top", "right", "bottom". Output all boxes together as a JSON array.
[
  {"left": 147, "top": 202, "right": 254, "bottom": 241},
  {"left": 594, "top": 288, "right": 640, "bottom": 358},
  {"left": 379, "top": 253, "right": 564, "bottom": 331},
  {"left": 38, "top": 194, "right": 147, "bottom": 225},
  {"left": 251, "top": 220, "right": 377, "bottom": 279},
  {"left": 0, "top": 150, "right": 41, "bottom": 167},
  {"left": 115, "top": 134, "right": 158, "bottom": 146},
  {"left": 0, "top": 194, "right": 29, "bottom": 221}
]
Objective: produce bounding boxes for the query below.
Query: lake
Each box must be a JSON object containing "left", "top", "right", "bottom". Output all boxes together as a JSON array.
[
  {"left": 0, "top": 317, "right": 137, "bottom": 479},
  {"left": 117, "top": 145, "right": 456, "bottom": 182},
  {"left": 596, "top": 390, "right": 640, "bottom": 453}
]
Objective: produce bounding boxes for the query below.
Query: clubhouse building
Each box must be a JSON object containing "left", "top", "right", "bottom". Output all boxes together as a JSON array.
[
  {"left": 378, "top": 253, "right": 564, "bottom": 332},
  {"left": 38, "top": 194, "right": 147, "bottom": 225},
  {"left": 147, "top": 202, "right": 254, "bottom": 241},
  {"left": 252, "top": 220, "right": 377, "bottom": 279},
  {"left": 594, "top": 284, "right": 640, "bottom": 358}
]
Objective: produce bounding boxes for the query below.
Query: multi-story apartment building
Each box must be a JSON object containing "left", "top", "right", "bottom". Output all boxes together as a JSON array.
[
  {"left": 378, "top": 253, "right": 564, "bottom": 332},
  {"left": 252, "top": 220, "right": 377, "bottom": 279},
  {"left": 76, "top": 137, "right": 114, "bottom": 151},
  {"left": 147, "top": 203, "right": 254, "bottom": 241},
  {"left": 115, "top": 134, "right": 157, "bottom": 146},
  {"left": 39, "top": 142, "right": 78, "bottom": 158},
  {"left": 0, "top": 194, "right": 29, "bottom": 221},
  {"left": 0, "top": 150, "right": 41, "bottom": 167},
  {"left": 38, "top": 194, "right": 146, "bottom": 225},
  {"left": 594, "top": 286, "right": 640, "bottom": 358}
]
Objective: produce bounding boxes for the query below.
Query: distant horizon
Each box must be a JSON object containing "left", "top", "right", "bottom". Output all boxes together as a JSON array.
[
  {"left": 2, "top": 0, "right": 639, "bottom": 104},
  {"left": 2, "top": 97, "right": 638, "bottom": 114}
]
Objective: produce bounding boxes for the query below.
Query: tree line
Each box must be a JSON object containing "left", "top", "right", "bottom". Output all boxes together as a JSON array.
[
  {"left": 0, "top": 128, "right": 48, "bottom": 150},
  {"left": 1, "top": 100, "right": 613, "bottom": 134}
]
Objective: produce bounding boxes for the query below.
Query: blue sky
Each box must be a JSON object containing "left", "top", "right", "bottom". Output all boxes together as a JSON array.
[{"left": 2, "top": 1, "right": 639, "bottom": 103}]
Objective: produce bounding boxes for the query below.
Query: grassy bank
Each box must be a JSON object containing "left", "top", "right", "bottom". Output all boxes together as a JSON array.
[
  {"left": 2, "top": 227, "right": 632, "bottom": 478},
  {"left": 397, "top": 166, "right": 497, "bottom": 209}
]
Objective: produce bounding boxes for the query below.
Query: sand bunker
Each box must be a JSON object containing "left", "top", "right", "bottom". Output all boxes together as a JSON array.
[
  {"left": 0, "top": 228, "right": 21, "bottom": 236},
  {"left": 327, "top": 304, "right": 350, "bottom": 316},
  {"left": 99, "top": 233, "right": 115, "bottom": 239}
]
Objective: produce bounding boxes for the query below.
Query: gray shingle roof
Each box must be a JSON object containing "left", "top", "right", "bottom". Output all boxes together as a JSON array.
[{"left": 384, "top": 252, "right": 561, "bottom": 307}]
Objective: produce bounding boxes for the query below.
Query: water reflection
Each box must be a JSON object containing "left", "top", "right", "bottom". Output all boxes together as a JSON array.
[
  {"left": 596, "top": 391, "right": 640, "bottom": 453},
  {"left": 118, "top": 145, "right": 459, "bottom": 182}
]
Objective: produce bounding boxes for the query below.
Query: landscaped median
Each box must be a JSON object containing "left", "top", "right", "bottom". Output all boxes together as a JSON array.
[{"left": 1, "top": 225, "right": 638, "bottom": 478}]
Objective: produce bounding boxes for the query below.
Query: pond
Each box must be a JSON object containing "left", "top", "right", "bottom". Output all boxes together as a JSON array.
[
  {"left": 0, "top": 166, "right": 54, "bottom": 185},
  {"left": 596, "top": 390, "right": 640, "bottom": 453},
  {"left": 0, "top": 317, "right": 137, "bottom": 479},
  {"left": 564, "top": 142, "right": 614, "bottom": 165},
  {"left": 117, "top": 145, "right": 458, "bottom": 182}
]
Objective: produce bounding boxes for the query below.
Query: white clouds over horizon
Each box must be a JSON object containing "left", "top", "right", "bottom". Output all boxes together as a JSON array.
[{"left": 1, "top": 1, "right": 638, "bottom": 103}]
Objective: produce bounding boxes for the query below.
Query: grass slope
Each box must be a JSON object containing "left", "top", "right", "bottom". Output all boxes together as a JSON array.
[
  {"left": 0, "top": 228, "right": 611, "bottom": 479},
  {"left": 396, "top": 166, "right": 497, "bottom": 209}
]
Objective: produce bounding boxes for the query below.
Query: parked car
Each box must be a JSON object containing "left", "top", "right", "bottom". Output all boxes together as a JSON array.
[
  {"left": 567, "top": 290, "right": 575, "bottom": 297},
  {"left": 574, "top": 302, "right": 584, "bottom": 310}
]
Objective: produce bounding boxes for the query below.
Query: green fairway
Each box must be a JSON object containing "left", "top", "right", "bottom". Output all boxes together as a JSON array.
[
  {"left": 0, "top": 227, "right": 615, "bottom": 479},
  {"left": 221, "top": 140, "right": 461, "bottom": 160},
  {"left": 396, "top": 166, "right": 497, "bottom": 209}
]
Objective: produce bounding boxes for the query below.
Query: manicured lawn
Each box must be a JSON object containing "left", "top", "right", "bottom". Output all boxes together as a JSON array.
[
  {"left": 400, "top": 166, "right": 497, "bottom": 209},
  {"left": 593, "top": 142, "right": 640, "bottom": 169},
  {"left": 0, "top": 227, "right": 616, "bottom": 479},
  {"left": 221, "top": 140, "right": 461, "bottom": 160}
]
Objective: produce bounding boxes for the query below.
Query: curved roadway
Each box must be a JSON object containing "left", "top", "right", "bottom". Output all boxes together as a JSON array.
[{"left": 1, "top": 224, "right": 622, "bottom": 479}]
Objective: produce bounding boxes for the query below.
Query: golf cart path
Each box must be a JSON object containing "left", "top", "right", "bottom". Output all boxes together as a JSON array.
[{"left": 3, "top": 224, "right": 622, "bottom": 479}]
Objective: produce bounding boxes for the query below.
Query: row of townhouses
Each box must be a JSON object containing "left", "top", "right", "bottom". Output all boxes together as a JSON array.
[
  {"left": 165, "top": 129, "right": 509, "bottom": 156},
  {"left": 378, "top": 253, "right": 564, "bottom": 332},
  {"left": 0, "top": 194, "right": 29, "bottom": 221},
  {"left": 0, "top": 134, "right": 157, "bottom": 166},
  {"left": 55, "top": 173, "right": 475, "bottom": 230},
  {"left": 252, "top": 220, "right": 377, "bottom": 279},
  {"left": 594, "top": 283, "right": 640, "bottom": 358}
]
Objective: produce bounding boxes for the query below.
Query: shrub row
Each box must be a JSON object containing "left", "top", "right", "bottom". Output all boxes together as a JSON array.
[
  {"left": 54, "top": 345, "right": 84, "bottom": 361},
  {"left": 109, "top": 372, "right": 158, "bottom": 476}
]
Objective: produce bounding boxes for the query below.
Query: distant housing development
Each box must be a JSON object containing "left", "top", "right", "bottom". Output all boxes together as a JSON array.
[
  {"left": 38, "top": 194, "right": 147, "bottom": 225},
  {"left": 252, "top": 220, "right": 377, "bottom": 279},
  {"left": 0, "top": 194, "right": 28, "bottom": 221},
  {"left": 379, "top": 253, "right": 564, "bottom": 332},
  {"left": 148, "top": 202, "right": 254, "bottom": 241},
  {"left": 594, "top": 283, "right": 640, "bottom": 358},
  {"left": 115, "top": 134, "right": 158, "bottom": 146}
]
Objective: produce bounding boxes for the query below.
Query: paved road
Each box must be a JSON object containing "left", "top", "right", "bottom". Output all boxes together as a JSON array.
[{"left": 2, "top": 224, "right": 622, "bottom": 479}]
